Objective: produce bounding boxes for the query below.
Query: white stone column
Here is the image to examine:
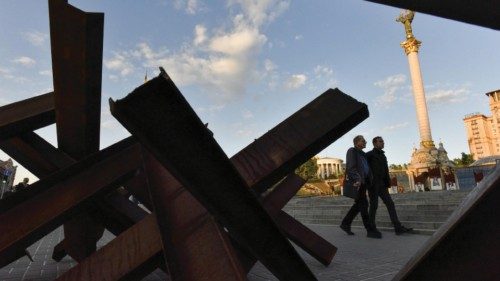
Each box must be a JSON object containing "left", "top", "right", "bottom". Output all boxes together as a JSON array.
[
  {"left": 398, "top": 10, "right": 435, "bottom": 148},
  {"left": 407, "top": 51, "right": 433, "bottom": 144}
]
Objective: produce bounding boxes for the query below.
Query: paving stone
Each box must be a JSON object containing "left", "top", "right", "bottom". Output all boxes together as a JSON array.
[{"left": 0, "top": 220, "right": 428, "bottom": 280}]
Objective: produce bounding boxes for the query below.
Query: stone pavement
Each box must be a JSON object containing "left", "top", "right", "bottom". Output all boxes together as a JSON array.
[
  {"left": 1, "top": 224, "right": 429, "bottom": 280},
  {"left": 248, "top": 224, "right": 428, "bottom": 281}
]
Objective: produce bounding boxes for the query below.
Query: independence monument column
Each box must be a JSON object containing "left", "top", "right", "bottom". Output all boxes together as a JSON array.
[
  {"left": 397, "top": 10, "right": 434, "bottom": 149},
  {"left": 396, "top": 10, "right": 455, "bottom": 192}
]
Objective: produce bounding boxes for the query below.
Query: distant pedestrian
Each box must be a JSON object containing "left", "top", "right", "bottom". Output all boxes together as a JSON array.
[
  {"left": 14, "top": 178, "right": 30, "bottom": 191},
  {"left": 366, "top": 136, "right": 413, "bottom": 235},
  {"left": 340, "top": 135, "right": 382, "bottom": 239}
]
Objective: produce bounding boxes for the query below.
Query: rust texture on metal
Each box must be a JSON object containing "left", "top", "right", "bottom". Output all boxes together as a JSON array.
[
  {"left": 142, "top": 149, "right": 247, "bottom": 281},
  {"left": 274, "top": 210, "right": 337, "bottom": 266},
  {"left": 0, "top": 139, "right": 141, "bottom": 268},
  {"left": 261, "top": 173, "right": 305, "bottom": 218},
  {"left": 49, "top": 0, "right": 103, "bottom": 159},
  {"left": 231, "top": 88, "right": 368, "bottom": 195},
  {"left": 56, "top": 214, "right": 163, "bottom": 281},
  {"left": 0, "top": 127, "right": 163, "bottom": 273},
  {"left": 110, "top": 70, "right": 317, "bottom": 280},
  {"left": 49, "top": 0, "right": 105, "bottom": 262},
  {"left": 394, "top": 168, "right": 500, "bottom": 280},
  {"left": 0, "top": 93, "right": 55, "bottom": 141},
  {"left": 366, "top": 0, "right": 500, "bottom": 31}
]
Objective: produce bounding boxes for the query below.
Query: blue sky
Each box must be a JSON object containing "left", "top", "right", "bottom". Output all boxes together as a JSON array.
[{"left": 1, "top": 0, "right": 499, "bottom": 184}]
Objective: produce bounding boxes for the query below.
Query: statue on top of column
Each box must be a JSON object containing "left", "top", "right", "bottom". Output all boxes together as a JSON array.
[{"left": 396, "top": 10, "right": 415, "bottom": 39}]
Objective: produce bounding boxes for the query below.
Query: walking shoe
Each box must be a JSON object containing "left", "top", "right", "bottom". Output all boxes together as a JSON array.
[
  {"left": 340, "top": 224, "right": 354, "bottom": 235},
  {"left": 367, "top": 229, "right": 382, "bottom": 239},
  {"left": 395, "top": 226, "right": 414, "bottom": 235}
]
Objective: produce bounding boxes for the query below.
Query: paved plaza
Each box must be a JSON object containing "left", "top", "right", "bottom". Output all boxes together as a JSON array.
[{"left": 1, "top": 224, "right": 429, "bottom": 281}]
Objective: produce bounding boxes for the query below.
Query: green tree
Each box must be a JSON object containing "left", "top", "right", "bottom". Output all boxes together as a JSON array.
[
  {"left": 453, "top": 152, "right": 474, "bottom": 167},
  {"left": 295, "top": 158, "right": 318, "bottom": 181},
  {"left": 389, "top": 164, "right": 404, "bottom": 170}
]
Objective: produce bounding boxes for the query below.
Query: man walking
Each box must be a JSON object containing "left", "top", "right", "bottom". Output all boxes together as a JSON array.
[
  {"left": 340, "top": 135, "right": 382, "bottom": 239},
  {"left": 366, "top": 136, "right": 413, "bottom": 235}
]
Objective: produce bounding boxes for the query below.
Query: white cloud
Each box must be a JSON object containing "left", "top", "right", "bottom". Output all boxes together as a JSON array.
[
  {"left": 374, "top": 74, "right": 407, "bottom": 108},
  {"left": 0, "top": 66, "right": 27, "bottom": 82},
  {"left": 242, "top": 109, "right": 254, "bottom": 119},
  {"left": 284, "top": 74, "right": 307, "bottom": 90},
  {"left": 39, "top": 70, "right": 52, "bottom": 76},
  {"left": 0, "top": 67, "right": 13, "bottom": 79},
  {"left": 229, "top": 0, "right": 290, "bottom": 26},
  {"left": 209, "top": 27, "right": 267, "bottom": 56},
  {"left": 104, "top": 53, "right": 134, "bottom": 76},
  {"left": 186, "top": 0, "right": 200, "bottom": 14},
  {"left": 236, "top": 128, "right": 255, "bottom": 137},
  {"left": 314, "top": 65, "right": 333, "bottom": 77},
  {"left": 108, "top": 74, "right": 119, "bottom": 82},
  {"left": 196, "top": 104, "right": 225, "bottom": 114},
  {"left": 105, "top": 0, "right": 289, "bottom": 104},
  {"left": 264, "top": 59, "right": 276, "bottom": 72},
  {"left": 312, "top": 65, "right": 337, "bottom": 89},
  {"left": 23, "top": 31, "right": 48, "bottom": 47},
  {"left": 193, "top": 25, "right": 207, "bottom": 46},
  {"left": 174, "top": 0, "right": 203, "bottom": 14},
  {"left": 294, "top": 34, "right": 303, "bottom": 40},
  {"left": 383, "top": 122, "right": 409, "bottom": 131},
  {"left": 261, "top": 59, "right": 279, "bottom": 90},
  {"left": 426, "top": 87, "right": 469, "bottom": 104},
  {"left": 13, "top": 56, "right": 36, "bottom": 67}
]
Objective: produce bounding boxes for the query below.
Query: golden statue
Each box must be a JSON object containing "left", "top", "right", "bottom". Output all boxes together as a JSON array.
[{"left": 396, "top": 10, "right": 415, "bottom": 39}]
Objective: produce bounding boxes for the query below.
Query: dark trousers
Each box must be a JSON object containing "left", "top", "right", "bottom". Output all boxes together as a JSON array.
[
  {"left": 341, "top": 184, "right": 372, "bottom": 230},
  {"left": 368, "top": 185, "right": 401, "bottom": 229}
]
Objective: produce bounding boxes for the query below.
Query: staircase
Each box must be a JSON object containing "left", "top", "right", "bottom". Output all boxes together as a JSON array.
[{"left": 283, "top": 190, "right": 471, "bottom": 235}]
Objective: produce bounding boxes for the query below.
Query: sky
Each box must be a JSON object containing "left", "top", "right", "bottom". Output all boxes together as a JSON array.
[{"left": 1, "top": 0, "right": 499, "bottom": 184}]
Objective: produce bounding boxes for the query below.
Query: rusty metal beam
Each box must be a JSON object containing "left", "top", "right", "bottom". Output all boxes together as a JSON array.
[
  {"left": 394, "top": 167, "right": 500, "bottom": 280},
  {"left": 231, "top": 88, "right": 368, "bottom": 195},
  {"left": 239, "top": 174, "right": 336, "bottom": 269},
  {"left": 123, "top": 168, "right": 153, "bottom": 210},
  {"left": 0, "top": 139, "right": 141, "bottom": 268},
  {"left": 0, "top": 131, "right": 161, "bottom": 272},
  {"left": 0, "top": 132, "right": 74, "bottom": 213},
  {"left": 110, "top": 70, "right": 317, "bottom": 280},
  {"left": 0, "top": 93, "right": 55, "bottom": 141},
  {"left": 49, "top": 0, "right": 105, "bottom": 262},
  {"left": 56, "top": 214, "right": 163, "bottom": 281},
  {"left": 93, "top": 190, "right": 149, "bottom": 236},
  {"left": 274, "top": 211, "right": 337, "bottom": 266},
  {"left": 114, "top": 75, "right": 366, "bottom": 269},
  {"left": 261, "top": 174, "right": 305, "bottom": 218},
  {"left": 49, "top": 0, "right": 103, "bottom": 159},
  {"left": 0, "top": 136, "right": 135, "bottom": 214},
  {"left": 366, "top": 0, "right": 500, "bottom": 31},
  {"left": 142, "top": 149, "right": 247, "bottom": 280}
]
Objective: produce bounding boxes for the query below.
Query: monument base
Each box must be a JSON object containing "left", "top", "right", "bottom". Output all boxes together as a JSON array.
[{"left": 406, "top": 141, "right": 457, "bottom": 192}]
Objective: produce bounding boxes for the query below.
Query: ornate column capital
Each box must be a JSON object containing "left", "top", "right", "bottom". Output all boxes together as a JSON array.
[{"left": 401, "top": 37, "right": 421, "bottom": 55}]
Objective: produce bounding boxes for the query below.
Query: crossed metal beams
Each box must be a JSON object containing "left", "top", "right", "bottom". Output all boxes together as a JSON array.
[{"left": 0, "top": 0, "right": 374, "bottom": 280}]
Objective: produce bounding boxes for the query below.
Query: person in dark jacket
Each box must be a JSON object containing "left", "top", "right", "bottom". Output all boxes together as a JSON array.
[
  {"left": 366, "top": 136, "right": 413, "bottom": 235},
  {"left": 340, "top": 135, "right": 382, "bottom": 238}
]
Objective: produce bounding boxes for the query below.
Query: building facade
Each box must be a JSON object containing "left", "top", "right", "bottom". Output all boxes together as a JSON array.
[
  {"left": 0, "top": 158, "right": 17, "bottom": 198},
  {"left": 316, "top": 157, "right": 343, "bottom": 179},
  {"left": 463, "top": 89, "right": 500, "bottom": 160}
]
